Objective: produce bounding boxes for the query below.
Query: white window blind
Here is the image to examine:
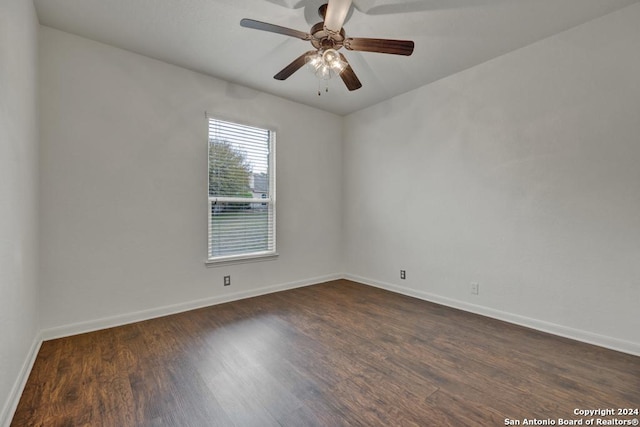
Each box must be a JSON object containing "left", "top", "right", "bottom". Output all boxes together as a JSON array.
[{"left": 207, "top": 117, "right": 276, "bottom": 262}]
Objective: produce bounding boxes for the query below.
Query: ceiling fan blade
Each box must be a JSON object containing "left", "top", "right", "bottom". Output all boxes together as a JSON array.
[
  {"left": 240, "top": 18, "right": 311, "bottom": 41},
  {"left": 338, "top": 54, "right": 362, "bottom": 91},
  {"left": 324, "top": 0, "right": 352, "bottom": 32},
  {"left": 344, "top": 37, "right": 414, "bottom": 55},
  {"left": 274, "top": 50, "right": 317, "bottom": 80}
]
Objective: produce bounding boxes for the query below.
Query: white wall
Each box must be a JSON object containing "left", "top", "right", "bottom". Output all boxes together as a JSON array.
[
  {"left": 344, "top": 4, "right": 640, "bottom": 353},
  {"left": 0, "top": 0, "right": 41, "bottom": 424},
  {"left": 38, "top": 27, "right": 343, "bottom": 333},
  {"left": 29, "top": 0, "right": 640, "bottom": 361}
]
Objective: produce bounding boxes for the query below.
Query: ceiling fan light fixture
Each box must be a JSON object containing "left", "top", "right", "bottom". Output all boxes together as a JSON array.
[
  {"left": 322, "top": 48, "right": 340, "bottom": 65},
  {"left": 306, "top": 51, "right": 323, "bottom": 71},
  {"left": 315, "top": 62, "right": 332, "bottom": 80},
  {"left": 322, "top": 49, "right": 347, "bottom": 74},
  {"left": 323, "top": 48, "right": 347, "bottom": 74},
  {"left": 307, "top": 48, "right": 347, "bottom": 81}
]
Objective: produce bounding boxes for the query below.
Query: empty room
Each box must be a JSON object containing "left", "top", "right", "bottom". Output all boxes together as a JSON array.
[{"left": 2, "top": 0, "right": 639, "bottom": 425}]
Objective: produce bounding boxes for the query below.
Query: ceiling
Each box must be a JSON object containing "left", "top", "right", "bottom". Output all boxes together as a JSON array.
[{"left": 34, "top": 0, "right": 639, "bottom": 115}]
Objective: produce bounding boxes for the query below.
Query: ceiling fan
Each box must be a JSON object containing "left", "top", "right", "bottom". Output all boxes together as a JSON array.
[{"left": 240, "top": 0, "right": 414, "bottom": 92}]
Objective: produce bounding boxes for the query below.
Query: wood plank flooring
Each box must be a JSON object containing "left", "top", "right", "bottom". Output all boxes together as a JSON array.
[{"left": 12, "top": 280, "right": 640, "bottom": 426}]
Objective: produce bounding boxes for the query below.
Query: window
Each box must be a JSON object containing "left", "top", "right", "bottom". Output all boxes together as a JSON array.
[{"left": 207, "top": 117, "right": 276, "bottom": 263}]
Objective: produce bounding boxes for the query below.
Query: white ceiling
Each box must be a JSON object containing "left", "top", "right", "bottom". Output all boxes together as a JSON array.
[{"left": 34, "top": 0, "right": 639, "bottom": 115}]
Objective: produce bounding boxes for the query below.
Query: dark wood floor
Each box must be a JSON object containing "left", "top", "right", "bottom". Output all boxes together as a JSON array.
[{"left": 12, "top": 280, "right": 640, "bottom": 426}]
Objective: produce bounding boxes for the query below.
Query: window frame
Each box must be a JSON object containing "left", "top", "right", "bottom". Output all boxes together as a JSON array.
[{"left": 205, "top": 116, "right": 277, "bottom": 266}]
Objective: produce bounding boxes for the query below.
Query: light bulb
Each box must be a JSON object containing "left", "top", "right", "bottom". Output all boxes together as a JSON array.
[
  {"left": 315, "top": 64, "right": 332, "bottom": 80},
  {"left": 306, "top": 52, "right": 323, "bottom": 71},
  {"left": 322, "top": 48, "right": 347, "bottom": 74},
  {"left": 331, "top": 59, "right": 347, "bottom": 74},
  {"left": 322, "top": 49, "right": 341, "bottom": 66}
]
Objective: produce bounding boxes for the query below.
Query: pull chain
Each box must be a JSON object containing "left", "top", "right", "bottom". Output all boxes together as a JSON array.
[{"left": 317, "top": 78, "right": 330, "bottom": 96}]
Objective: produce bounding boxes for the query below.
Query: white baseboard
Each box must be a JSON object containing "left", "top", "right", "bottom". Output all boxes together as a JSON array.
[
  {"left": 344, "top": 274, "right": 640, "bottom": 357},
  {"left": 41, "top": 273, "right": 342, "bottom": 341},
  {"left": 1, "top": 333, "right": 42, "bottom": 427}
]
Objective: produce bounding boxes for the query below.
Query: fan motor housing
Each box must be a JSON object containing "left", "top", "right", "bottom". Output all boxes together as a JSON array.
[{"left": 310, "top": 22, "right": 346, "bottom": 49}]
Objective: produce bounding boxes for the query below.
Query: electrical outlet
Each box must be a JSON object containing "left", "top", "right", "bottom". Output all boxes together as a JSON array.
[
  {"left": 400, "top": 270, "right": 406, "bottom": 280},
  {"left": 471, "top": 282, "right": 479, "bottom": 295},
  {"left": 224, "top": 275, "right": 231, "bottom": 286}
]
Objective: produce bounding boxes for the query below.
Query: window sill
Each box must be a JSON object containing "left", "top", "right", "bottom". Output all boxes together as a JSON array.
[{"left": 205, "top": 252, "right": 279, "bottom": 267}]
